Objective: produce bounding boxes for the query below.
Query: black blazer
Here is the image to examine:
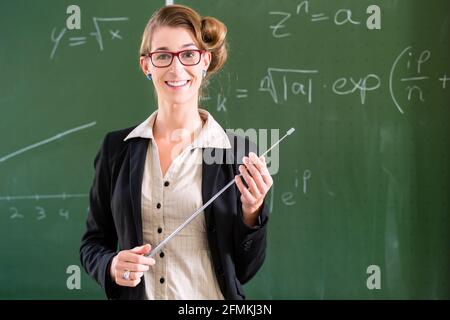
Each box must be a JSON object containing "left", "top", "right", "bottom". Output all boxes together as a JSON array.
[{"left": 80, "top": 126, "right": 269, "bottom": 300}]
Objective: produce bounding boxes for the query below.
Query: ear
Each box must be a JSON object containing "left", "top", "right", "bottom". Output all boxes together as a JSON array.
[
  {"left": 139, "top": 56, "right": 152, "bottom": 76},
  {"left": 202, "top": 51, "right": 212, "bottom": 71}
]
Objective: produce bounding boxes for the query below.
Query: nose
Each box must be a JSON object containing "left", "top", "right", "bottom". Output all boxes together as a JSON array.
[{"left": 168, "top": 55, "right": 184, "bottom": 71}]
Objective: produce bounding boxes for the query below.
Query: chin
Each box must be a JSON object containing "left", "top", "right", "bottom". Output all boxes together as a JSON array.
[{"left": 165, "top": 93, "right": 198, "bottom": 106}]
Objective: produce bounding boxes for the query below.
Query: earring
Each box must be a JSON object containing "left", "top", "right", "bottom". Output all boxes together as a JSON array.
[
  {"left": 202, "top": 70, "right": 207, "bottom": 78},
  {"left": 146, "top": 73, "right": 152, "bottom": 81}
]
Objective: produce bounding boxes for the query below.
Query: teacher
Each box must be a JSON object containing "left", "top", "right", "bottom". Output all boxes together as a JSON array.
[{"left": 80, "top": 4, "right": 273, "bottom": 300}]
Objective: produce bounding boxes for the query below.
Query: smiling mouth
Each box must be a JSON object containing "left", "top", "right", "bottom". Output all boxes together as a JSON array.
[{"left": 165, "top": 80, "right": 190, "bottom": 88}]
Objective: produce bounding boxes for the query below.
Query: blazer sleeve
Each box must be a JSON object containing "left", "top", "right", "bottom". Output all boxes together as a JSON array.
[
  {"left": 232, "top": 135, "right": 270, "bottom": 284},
  {"left": 79, "top": 133, "right": 121, "bottom": 299}
]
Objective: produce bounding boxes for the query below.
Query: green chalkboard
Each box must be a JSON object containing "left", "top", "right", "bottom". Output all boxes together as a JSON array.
[{"left": 0, "top": 0, "right": 449, "bottom": 299}]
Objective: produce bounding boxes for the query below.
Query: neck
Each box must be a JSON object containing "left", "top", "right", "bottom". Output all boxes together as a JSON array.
[{"left": 153, "top": 100, "right": 204, "bottom": 143}]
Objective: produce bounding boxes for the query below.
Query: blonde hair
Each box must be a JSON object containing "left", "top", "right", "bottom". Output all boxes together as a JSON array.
[{"left": 140, "top": 4, "right": 228, "bottom": 84}]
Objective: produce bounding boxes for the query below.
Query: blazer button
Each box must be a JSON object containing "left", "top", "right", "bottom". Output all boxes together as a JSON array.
[
  {"left": 156, "top": 203, "right": 161, "bottom": 209},
  {"left": 160, "top": 277, "right": 165, "bottom": 284},
  {"left": 243, "top": 239, "right": 253, "bottom": 251},
  {"left": 159, "top": 252, "right": 164, "bottom": 258},
  {"left": 157, "top": 227, "right": 162, "bottom": 233},
  {"left": 164, "top": 181, "right": 170, "bottom": 187}
]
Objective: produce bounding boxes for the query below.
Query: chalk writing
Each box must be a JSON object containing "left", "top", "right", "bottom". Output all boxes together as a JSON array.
[{"left": 50, "top": 16, "right": 129, "bottom": 59}]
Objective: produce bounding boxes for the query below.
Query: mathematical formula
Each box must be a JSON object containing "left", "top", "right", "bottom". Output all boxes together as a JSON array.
[
  {"left": 269, "top": 1, "right": 382, "bottom": 38},
  {"left": 207, "top": 47, "right": 449, "bottom": 114},
  {"left": 50, "top": 16, "right": 129, "bottom": 59}
]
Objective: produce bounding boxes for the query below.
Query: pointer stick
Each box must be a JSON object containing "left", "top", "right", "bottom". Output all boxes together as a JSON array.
[{"left": 146, "top": 128, "right": 296, "bottom": 258}]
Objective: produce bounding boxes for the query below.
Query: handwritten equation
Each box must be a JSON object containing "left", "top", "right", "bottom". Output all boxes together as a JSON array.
[
  {"left": 269, "top": 1, "right": 381, "bottom": 38},
  {"left": 50, "top": 16, "right": 129, "bottom": 59},
  {"left": 210, "top": 47, "right": 449, "bottom": 114},
  {"left": 264, "top": 169, "right": 312, "bottom": 213},
  {"left": 390, "top": 46, "right": 449, "bottom": 114}
]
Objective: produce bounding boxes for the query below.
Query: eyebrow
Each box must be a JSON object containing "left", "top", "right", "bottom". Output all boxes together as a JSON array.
[{"left": 153, "top": 43, "right": 197, "bottom": 51}]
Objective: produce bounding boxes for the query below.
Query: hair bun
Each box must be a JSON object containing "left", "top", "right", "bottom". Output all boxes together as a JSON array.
[{"left": 201, "top": 16, "right": 227, "bottom": 51}]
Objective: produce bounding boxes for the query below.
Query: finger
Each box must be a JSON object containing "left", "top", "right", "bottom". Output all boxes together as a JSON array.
[
  {"left": 243, "top": 156, "right": 267, "bottom": 195},
  {"left": 250, "top": 153, "right": 273, "bottom": 186},
  {"left": 251, "top": 153, "right": 270, "bottom": 177},
  {"left": 115, "top": 270, "right": 144, "bottom": 282},
  {"left": 234, "top": 175, "right": 245, "bottom": 194},
  {"left": 235, "top": 175, "right": 258, "bottom": 205},
  {"left": 248, "top": 152, "right": 265, "bottom": 171},
  {"left": 261, "top": 158, "right": 273, "bottom": 186},
  {"left": 130, "top": 244, "right": 152, "bottom": 255},
  {"left": 118, "top": 251, "right": 155, "bottom": 266},
  {"left": 126, "top": 271, "right": 144, "bottom": 281},
  {"left": 239, "top": 164, "right": 262, "bottom": 199},
  {"left": 115, "top": 261, "right": 151, "bottom": 272},
  {"left": 116, "top": 277, "right": 142, "bottom": 288}
]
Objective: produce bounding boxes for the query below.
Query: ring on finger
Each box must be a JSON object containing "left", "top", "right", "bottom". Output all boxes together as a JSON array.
[{"left": 122, "top": 270, "right": 131, "bottom": 281}]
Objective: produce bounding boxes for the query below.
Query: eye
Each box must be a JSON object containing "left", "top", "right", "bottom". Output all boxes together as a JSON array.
[
  {"left": 181, "top": 50, "right": 197, "bottom": 59},
  {"left": 154, "top": 53, "right": 171, "bottom": 60}
]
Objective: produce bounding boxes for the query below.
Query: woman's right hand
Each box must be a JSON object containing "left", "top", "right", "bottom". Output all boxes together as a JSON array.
[{"left": 109, "top": 244, "right": 155, "bottom": 287}]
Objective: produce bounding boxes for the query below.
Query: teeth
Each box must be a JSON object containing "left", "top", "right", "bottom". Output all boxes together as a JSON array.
[{"left": 167, "top": 80, "right": 189, "bottom": 87}]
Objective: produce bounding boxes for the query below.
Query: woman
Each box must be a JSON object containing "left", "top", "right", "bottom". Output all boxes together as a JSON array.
[{"left": 80, "top": 4, "right": 273, "bottom": 300}]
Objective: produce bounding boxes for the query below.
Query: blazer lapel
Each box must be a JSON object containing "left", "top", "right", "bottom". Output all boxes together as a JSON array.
[
  {"left": 129, "top": 138, "right": 149, "bottom": 245},
  {"left": 202, "top": 147, "right": 222, "bottom": 229}
]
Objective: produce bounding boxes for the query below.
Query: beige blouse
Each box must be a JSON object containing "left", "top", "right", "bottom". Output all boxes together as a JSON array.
[{"left": 124, "top": 108, "right": 231, "bottom": 300}]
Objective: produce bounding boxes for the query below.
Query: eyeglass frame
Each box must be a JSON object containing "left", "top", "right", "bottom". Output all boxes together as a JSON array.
[{"left": 141, "top": 49, "right": 206, "bottom": 68}]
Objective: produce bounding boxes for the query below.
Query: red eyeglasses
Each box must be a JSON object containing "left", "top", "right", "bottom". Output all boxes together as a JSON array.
[{"left": 141, "top": 49, "right": 205, "bottom": 68}]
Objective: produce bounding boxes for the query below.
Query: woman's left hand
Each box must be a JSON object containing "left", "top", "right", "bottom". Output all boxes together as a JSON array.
[{"left": 235, "top": 152, "right": 273, "bottom": 227}]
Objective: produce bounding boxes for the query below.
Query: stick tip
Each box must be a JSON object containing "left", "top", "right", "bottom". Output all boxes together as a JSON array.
[{"left": 287, "top": 128, "right": 295, "bottom": 135}]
